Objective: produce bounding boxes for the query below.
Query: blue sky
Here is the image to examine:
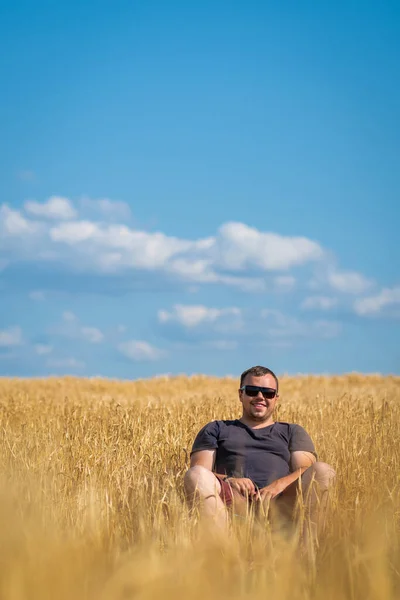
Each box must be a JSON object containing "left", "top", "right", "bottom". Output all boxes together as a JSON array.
[{"left": 1, "top": 0, "right": 399, "bottom": 378}]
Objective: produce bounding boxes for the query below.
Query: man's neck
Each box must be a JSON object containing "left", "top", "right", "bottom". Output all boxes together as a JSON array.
[{"left": 239, "top": 416, "right": 275, "bottom": 429}]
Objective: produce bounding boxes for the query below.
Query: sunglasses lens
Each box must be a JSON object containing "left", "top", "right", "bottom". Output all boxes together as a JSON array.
[
  {"left": 245, "top": 387, "right": 259, "bottom": 397},
  {"left": 244, "top": 386, "right": 276, "bottom": 399}
]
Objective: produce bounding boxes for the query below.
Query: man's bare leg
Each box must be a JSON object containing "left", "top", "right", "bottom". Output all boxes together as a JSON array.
[{"left": 184, "top": 465, "right": 229, "bottom": 531}]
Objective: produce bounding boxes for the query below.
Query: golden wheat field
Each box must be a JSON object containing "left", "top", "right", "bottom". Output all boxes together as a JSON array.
[{"left": 0, "top": 374, "right": 399, "bottom": 600}]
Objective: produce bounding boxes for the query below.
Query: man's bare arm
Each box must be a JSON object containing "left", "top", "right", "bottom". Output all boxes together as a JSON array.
[
  {"left": 290, "top": 450, "right": 316, "bottom": 472},
  {"left": 190, "top": 449, "right": 216, "bottom": 471},
  {"left": 257, "top": 450, "right": 316, "bottom": 500}
]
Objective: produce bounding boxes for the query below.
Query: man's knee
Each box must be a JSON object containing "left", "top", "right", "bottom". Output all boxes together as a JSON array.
[
  {"left": 311, "top": 461, "right": 336, "bottom": 491},
  {"left": 184, "top": 465, "right": 219, "bottom": 495}
]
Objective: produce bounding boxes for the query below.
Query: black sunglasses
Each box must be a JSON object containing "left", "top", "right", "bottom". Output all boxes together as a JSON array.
[{"left": 240, "top": 385, "right": 277, "bottom": 399}]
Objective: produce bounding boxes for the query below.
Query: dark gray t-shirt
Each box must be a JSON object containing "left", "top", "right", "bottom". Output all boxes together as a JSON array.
[{"left": 191, "top": 419, "right": 317, "bottom": 489}]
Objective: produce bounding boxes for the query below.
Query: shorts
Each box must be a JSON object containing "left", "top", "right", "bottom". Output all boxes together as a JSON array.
[{"left": 218, "top": 478, "right": 234, "bottom": 506}]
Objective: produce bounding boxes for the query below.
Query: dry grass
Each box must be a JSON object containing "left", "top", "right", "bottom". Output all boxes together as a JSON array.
[{"left": 0, "top": 374, "right": 399, "bottom": 600}]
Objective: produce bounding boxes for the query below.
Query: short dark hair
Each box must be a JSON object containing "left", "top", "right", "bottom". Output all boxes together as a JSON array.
[{"left": 240, "top": 365, "right": 279, "bottom": 393}]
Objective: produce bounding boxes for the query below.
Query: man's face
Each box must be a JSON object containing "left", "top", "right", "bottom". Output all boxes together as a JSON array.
[{"left": 238, "top": 373, "right": 278, "bottom": 422}]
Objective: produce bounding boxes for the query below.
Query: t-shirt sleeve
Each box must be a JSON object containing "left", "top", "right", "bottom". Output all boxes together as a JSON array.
[
  {"left": 289, "top": 424, "right": 317, "bottom": 458},
  {"left": 190, "top": 421, "right": 220, "bottom": 455}
]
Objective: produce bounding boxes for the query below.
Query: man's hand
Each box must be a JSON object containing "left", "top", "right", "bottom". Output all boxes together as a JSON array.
[
  {"left": 256, "top": 479, "right": 287, "bottom": 501},
  {"left": 256, "top": 466, "right": 311, "bottom": 502},
  {"left": 226, "top": 477, "right": 256, "bottom": 497}
]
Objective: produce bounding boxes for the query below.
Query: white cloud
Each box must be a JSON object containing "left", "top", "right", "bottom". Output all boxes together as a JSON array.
[
  {"left": 328, "top": 270, "right": 372, "bottom": 294},
  {"left": 167, "top": 258, "right": 216, "bottom": 282},
  {"left": 81, "top": 327, "right": 104, "bottom": 344},
  {"left": 215, "top": 222, "right": 324, "bottom": 271},
  {"left": 261, "top": 309, "right": 303, "bottom": 337},
  {"left": 49, "top": 221, "right": 200, "bottom": 272},
  {"left": 354, "top": 286, "right": 400, "bottom": 317},
  {"left": 274, "top": 275, "right": 296, "bottom": 291},
  {"left": 261, "top": 309, "right": 340, "bottom": 339},
  {"left": 158, "top": 304, "right": 241, "bottom": 328},
  {"left": 118, "top": 340, "right": 164, "bottom": 361},
  {"left": 301, "top": 296, "right": 337, "bottom": 310},
  {"left": 46, "top": 357, "right": 85, "bottom": 370},
  {"left": 62, "top": 311, "right": 77, "bottom": 322},
  {"left": 25, "top": 196, "right": 77, "bottom": 220},
  {"left": 0, "top": 202, "right": 324, "bottom": 282},
  {"left": 50, "top": 221, "right": 98, "bottom": 243},
  {"left": 35, "top": 344, "right": 52, "bottom": 355},
  {"left": 0, "top": 199, "right": 377, "bottom": 299},
  {"left": 0, "top": 205, "right": 39, "bottom": 236},
  {"left": 0, "top": 326, "right": 23, "bottom": 347},
  {"left": 80, "top": 197, "right": 132, "bottom": 220},
  {"left": 55, "top": 312, "right": 104, "bottom": 343}
]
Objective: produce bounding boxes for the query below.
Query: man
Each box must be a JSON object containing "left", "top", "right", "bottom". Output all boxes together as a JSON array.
[{"left": 184, "top": 365, "right": 335, "bottom": 544}]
